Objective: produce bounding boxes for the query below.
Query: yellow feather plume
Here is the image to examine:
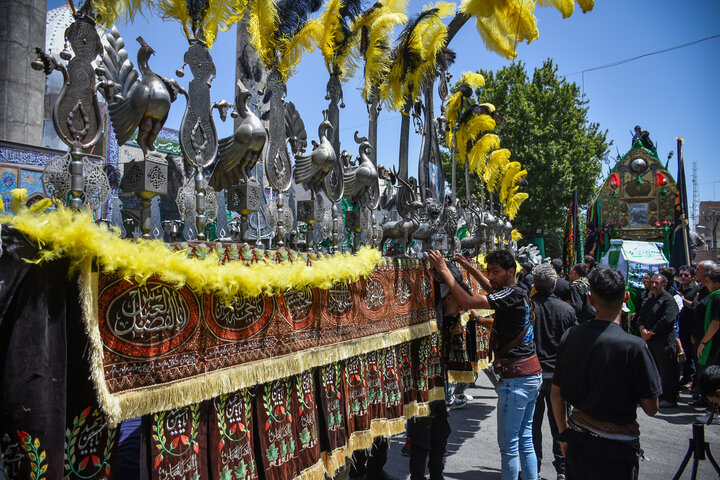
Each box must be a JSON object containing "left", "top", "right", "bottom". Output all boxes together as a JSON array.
[
  {"left": 445, "top": 91, "right": 463, "bottom": 145},
  {"left": 202, "top": 0, "right": 250, "bottom": 47},
  {"left": 316, "top": 0, "right": 345, "bottom": 73},
  {"left": 0, "top": 194, "right": 4, "bottom": 213},
  {"left": 511, "top": 229, "right": 523, "bottom": 241},
  {"left": 536, "top": 0, "right": 574, "bottom": 18},
  {"left": 468, "top": 133, "right": 500, "bottom": 174},
  {"left": 499, "top": 161, "right": 522, "bottom": 203},
  {"left": 247, "top": 0, "right": 280, "bottom": 68},
  {"left": 456, "top": 114, "right": 496, "bottom": 163},
  {"left": 483, "top": 147, "right": 510, "bottom": 187},
  {"left": 156, "top": 0, "right": 193, "bottom": 40},
  {"left": 506, "top": 192, "right": 529, "bottom": 219},
  {"left": 458, "top": 71, "right": 485, "bottom": 90},
  {"left": 353, "top": 4, "right": 408, "bottom": 100},
  {"left": 278, "top": 19, "right": 323, "bottom": 80},
  {"left": 93, "top": 0, "right": 148, "bottom": 28},
  {"left": 461, "top": 0, "right": 539, "bottom": 60},
  {"left": 576, "top": 0, "right": 594, "bottom": 13}
]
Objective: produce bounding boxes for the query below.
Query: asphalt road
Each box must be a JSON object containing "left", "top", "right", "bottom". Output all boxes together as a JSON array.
[{"left": 373, "top": 372, "right": 720, "bottom": 480}]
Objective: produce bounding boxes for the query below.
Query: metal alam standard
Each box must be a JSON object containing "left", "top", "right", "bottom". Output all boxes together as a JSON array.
[{"left": 0, "top": 0, "right": 595, "bottom": 479}]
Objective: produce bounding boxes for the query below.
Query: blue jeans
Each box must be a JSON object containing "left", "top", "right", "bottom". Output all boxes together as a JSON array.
[{"left": 496, "top": 373, "right": 542, "bottom": 480}]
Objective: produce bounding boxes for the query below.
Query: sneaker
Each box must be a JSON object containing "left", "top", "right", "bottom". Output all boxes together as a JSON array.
[
  {"left": 696, "top": 413, "right": 720, "bottom": 425},
  {"left": 678, "top": 351, "right": 687, "bottom": 364},
  {"left": 464, "top": 394, "right": 474, "bottom": 401},
  {"left": 449, "top": 395, "right": 467, "bottom": 410},
  {"left": 557, "top": 475, "right": 566, "bottom": 480}
]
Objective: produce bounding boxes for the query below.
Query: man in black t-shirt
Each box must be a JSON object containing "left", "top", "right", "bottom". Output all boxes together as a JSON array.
[
  {"left": 677, "top": 265, "right": 699, "bottom": 384},
  {"left": 429, "top": 249, "right": 541, "bottom": 480},
  {"left": 530, "top": 263, "right": 576, "bottom": 479},
  {"left": 637, "top": 274, "right": 680, "bottom": 407},
  {"left": 689, "top": 260, "right": 716, "bottom": 405},
  {"left": 551, "top": 267, "right": 661, "bottom": 480}
]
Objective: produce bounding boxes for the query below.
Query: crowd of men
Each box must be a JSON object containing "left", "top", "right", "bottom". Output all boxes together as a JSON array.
[{"left": 348, "top": 250, "right": 720, "bottom": 480}]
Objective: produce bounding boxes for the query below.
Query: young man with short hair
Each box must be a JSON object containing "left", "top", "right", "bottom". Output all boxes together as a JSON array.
[
  {"left": 551, "top": 266, "right": 661, "bottom": 480},
  {"left": 429, "top": 249, "right": 541, "bottom": 480}
]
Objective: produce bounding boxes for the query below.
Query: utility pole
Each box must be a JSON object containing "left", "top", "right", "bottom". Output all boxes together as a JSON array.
[{"left": 692, "top": 160, "right": 698, "bottom": 230}]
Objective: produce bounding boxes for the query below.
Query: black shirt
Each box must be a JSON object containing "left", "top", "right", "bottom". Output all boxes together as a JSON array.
[
  {"left": 488, "top": 286, "right": 535, "bottom": 360},
  {"left": 638, "top": 290, "right": 679, "bottom": 346},
  {"left": 532, "top": 293, "right": 576, "bottom": 378},
  {"left": 554, "top": 277, "right": 571, "bottom": 302},
  {"left": 570, "top": 279, "right": 596, "bottom": 323},
  {"left": 693, "top": 286, "right": 710, "bottom": 342},
  {"left": 678, "top": 284, "right": 700, "bottom": 335},
  {"left": 553, "top": 320, "right": 662, "bottom": 426}
]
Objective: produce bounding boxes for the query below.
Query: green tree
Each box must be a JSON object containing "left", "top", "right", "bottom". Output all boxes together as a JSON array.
[{"left": 443, "top": 59, "right": 610, "bottom": 257}]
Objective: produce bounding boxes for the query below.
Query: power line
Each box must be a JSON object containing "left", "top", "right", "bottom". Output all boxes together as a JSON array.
[{"left": 567, "top": 33, "right": 720, "bottom": 77}]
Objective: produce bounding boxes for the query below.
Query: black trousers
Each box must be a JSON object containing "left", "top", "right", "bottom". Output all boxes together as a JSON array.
[
  {"left": 532, "top": 378, "right": 565, "bottom": 476},
  {"left": 565, "top": 430, "right": 641, "bottom": 480},
  {"left": 648, "top": 339, "right": 679, "bottom": 403},
  {"left": 407, "top": 401, "right": 451, "bottom": 480},
  {"left": 350, "top": 437, "right": 388, "bottom": 479}
]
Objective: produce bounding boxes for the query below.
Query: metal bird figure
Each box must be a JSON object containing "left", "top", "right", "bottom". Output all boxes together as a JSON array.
[
  {"left": 293, "top": 120, "right": 336, "bottom": 198},
  {"left": 343, "top": 131, "right": 380, "bottom": 210},
  {"left": 209, "top": 81, "right": 267, "bottom": 191},
  {"left": 100, "top": 28, "right": 184, "bottom": 157}
]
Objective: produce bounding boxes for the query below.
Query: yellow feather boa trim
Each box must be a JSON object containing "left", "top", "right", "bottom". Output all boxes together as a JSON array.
[{"left": 0, "top": 189, "right": 382, "bottom": 299}]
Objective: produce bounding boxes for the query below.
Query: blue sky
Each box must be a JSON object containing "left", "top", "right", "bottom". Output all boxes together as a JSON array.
[{"left": 48, "top": 0, "right": 720, "bottom": 223}]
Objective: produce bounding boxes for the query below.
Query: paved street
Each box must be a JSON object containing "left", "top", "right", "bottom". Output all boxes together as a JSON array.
[{"left": 377, "top": 372, "right": 720, "bottom": 480}]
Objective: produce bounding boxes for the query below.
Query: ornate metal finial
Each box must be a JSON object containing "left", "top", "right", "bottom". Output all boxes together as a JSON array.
[{"left": 33, "top": 12, "right": 110, "bottom": 211}]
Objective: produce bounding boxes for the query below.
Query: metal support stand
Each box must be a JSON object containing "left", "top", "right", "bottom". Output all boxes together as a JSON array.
[{"left": 672, "top": 422, "right": 720, "bottom": 480}]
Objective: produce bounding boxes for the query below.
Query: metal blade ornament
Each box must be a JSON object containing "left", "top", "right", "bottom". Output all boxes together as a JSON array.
[
  {"left": 177, "top": 39, "right": 228, "bottom": 240},
  {"left": 32, "top": 8, "right": 110, "bottom": 211}
]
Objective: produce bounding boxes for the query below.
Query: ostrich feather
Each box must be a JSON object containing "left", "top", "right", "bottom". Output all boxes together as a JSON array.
[
  {"left": 576, "top": 0, "right": 594, "bottom": 13},
  {"left": 156, "top": 0, "right": 193, "bottom": 40},
  {"left": 203, "top": 0, "right": 249, "bottom": 47},
  {"left": 277, "top": 18, "right": 323, "bottom": 79},
  {"left": 247, "top": 0, "right": 280, "bottom": 68},
  {"left": 536, "top": 0, "right": 574, "bottom": 18},
  {"left": 93, "top": 0, "right": 149, "bottom": 27},
  {"left": 468, "top": 133, "right": 499, "bottom": 174},
  {"left": 506, "top": 192, "right": 529, "bottom": 219},
  {"left": 316, "top": 0, "right": 345, "bottom": 71},
  {"left": 499, "top": 161, "right": 521, "bottom": 203},
  {"left": 482, "top": 147, "right": 510, "bottom": 186},
  {"left": 456, "top": 113, "right": 496, "bottom": 163},
  {"left": 511, "top": 229, "right": 522, "bottom": 241}
]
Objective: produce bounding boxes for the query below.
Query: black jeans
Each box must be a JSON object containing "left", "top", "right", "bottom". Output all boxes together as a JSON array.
[
  {"left": 532, "top": 378, "right": 565, "bottom": 476},
  {"left": 565, "top": 429, "right": 641, "bottom": 480},
  {"left": 407, "top": 401, "right": 451, "bottom": 480},
  {"left": 648, "top": 339, "right": 679, "bottom": 403}
]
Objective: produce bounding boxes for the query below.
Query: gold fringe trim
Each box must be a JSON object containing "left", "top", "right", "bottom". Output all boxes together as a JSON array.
[
  {"left": 370, "top": 416, "right": 406, "bottom": 439},
  {"left": 81, "top": 265, "right": 438, "bottom": 427},
  {"left": 472, "top": 359, "right": 489, "bottom": 372},
  {"left": 403, "top": 401, "right": 420, "bottom": 418},
  {"left": 448, "top": 370, "right": 476, "bottom": 384},
  {"left": 347, "top": 429, "right": 376, "bottom": 452},
  {"left": 428, "top": 387, "right": 445, "bottom": 403},
  {"left": 322, "top": 445, "right": 348, "bottom": 477},
  {"left": 294, "top": 460, "right": 326, "bottom": 480}
]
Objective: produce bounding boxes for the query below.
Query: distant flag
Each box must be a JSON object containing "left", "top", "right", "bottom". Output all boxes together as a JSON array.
[{"left": 671, "top": 138, "right": 690, "bottom": 268}]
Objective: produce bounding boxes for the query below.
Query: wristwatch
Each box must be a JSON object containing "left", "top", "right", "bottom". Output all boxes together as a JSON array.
[{"left": 558, "top": 429, "right": 572, "bottom": 442}]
